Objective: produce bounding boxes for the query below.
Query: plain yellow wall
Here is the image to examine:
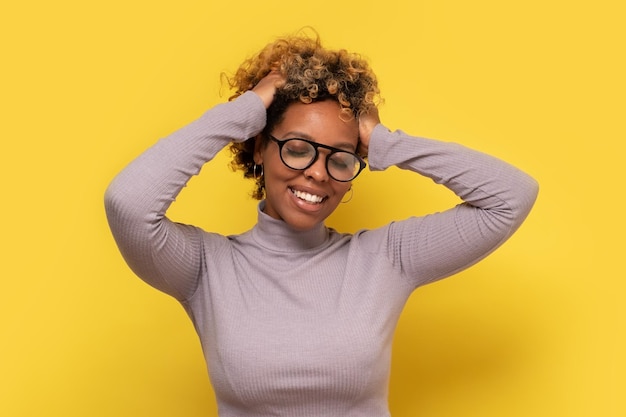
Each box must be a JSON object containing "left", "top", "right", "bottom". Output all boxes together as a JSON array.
[{"left": 1, "top": 0, "right": 624, "bottom": 416}]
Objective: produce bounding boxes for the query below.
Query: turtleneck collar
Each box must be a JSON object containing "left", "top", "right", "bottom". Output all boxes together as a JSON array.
[{"left": 250, "top": 201, "right": 330, "bottom": 252}]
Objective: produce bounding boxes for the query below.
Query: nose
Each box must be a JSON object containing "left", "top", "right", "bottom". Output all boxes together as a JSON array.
[{"left": 303, "top": 153, "right": 329, "bottom": 182}]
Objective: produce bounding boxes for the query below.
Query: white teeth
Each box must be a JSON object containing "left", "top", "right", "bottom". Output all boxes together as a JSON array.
[{"left": 291, "top": 188, "right": 324, "bottom": 204}]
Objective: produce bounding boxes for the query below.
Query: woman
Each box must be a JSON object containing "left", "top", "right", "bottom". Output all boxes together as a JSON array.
[{"left": 105, "top": 34, "right": 538, "bottom": 416}]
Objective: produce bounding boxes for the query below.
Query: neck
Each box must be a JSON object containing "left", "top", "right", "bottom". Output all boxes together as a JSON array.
[{"left": 252, "top": 201, "right": 328, "bottom": 252}]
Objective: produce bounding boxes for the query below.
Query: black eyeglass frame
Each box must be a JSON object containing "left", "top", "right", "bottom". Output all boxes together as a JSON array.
[{"left": 268, "top": 134, "right": 366, "bottom": 182}]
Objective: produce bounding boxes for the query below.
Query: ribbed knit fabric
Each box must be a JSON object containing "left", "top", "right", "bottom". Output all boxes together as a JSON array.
[{"left": 105, "top": 91, "right": 538, "bottom": 416}]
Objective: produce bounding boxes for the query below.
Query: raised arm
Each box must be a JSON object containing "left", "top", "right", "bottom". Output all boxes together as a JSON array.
[
  {"left": 365, "top": 124, "right": 539, "bottom": 288},
  {"left": 104, "top": 92, "right": 267, "bottom": 300}
]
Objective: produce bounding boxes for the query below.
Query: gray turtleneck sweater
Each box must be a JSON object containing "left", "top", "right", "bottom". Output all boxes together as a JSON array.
[{"left": 105, "top": 91, "right": 538, "bottom": 416}]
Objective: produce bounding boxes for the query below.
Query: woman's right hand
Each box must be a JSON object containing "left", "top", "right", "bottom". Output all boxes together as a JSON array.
[{"left": 251, "top": 71, "right": 285, "bottom": 109}]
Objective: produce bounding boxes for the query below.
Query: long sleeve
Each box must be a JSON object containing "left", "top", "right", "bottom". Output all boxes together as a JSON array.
[
  {"left": 365, "top": 124, "right": 539, "bottom": 288},
  {"left": 104, "top": 92, "right": 267, "bottom": 301}
]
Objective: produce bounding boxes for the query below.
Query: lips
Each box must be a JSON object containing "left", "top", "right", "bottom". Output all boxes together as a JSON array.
[{"left": 289, "top": 187, "right": 326, "bottom": 204}]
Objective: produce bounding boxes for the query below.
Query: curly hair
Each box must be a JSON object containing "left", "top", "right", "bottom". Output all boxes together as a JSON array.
[{"left": 225, "top": 31, "right": 381, "bottom": 200}]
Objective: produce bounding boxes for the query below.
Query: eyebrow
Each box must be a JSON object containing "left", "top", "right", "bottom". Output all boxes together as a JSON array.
[{"left": 279, "top": 131, "right": 357, "bottom": 152}]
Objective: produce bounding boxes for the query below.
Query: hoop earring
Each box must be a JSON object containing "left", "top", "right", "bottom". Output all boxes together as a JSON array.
[
  {"left": 253, "top": 163, "right": 264, "bottom": 179},
  {"left": 341, "top": 187, "right": 354, "bottom": 204}
]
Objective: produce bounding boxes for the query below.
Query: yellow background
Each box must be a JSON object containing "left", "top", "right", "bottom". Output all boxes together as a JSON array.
[{"left": 1, "top": 0, "right": 623, "bottom": 416}]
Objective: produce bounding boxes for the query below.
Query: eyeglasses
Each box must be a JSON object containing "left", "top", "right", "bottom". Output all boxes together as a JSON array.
[{"left": 268, "top": 135, "right": 366, "bottom": 182}]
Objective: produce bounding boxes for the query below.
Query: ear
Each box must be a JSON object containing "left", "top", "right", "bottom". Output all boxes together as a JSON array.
[{"left": 253, "top": 134, "right": 264, "bottom": 165}]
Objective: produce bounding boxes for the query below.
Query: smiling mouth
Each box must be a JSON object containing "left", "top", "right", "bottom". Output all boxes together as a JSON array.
[{"left": 289, "top": 187, "right": 326, "bottom": 204}]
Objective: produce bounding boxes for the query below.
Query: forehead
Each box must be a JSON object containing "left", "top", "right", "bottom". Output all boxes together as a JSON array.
[{"left": 275, "top": 100, "right": 359, "bottom": 148}]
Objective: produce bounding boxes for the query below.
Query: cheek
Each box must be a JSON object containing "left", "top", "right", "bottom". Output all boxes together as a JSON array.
[
  {"left": 262, "top": 154, "right": 293, "bottom": 185},
  {"left": 332, "top": 182, "right": 352, "bottom": 198},
  {"left": 259, "top": 147, "right": 278, "bottom": 173}
]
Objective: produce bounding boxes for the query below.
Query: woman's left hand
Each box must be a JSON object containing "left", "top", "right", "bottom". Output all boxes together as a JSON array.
[{"left": 357, "top": 107, "right": 380, "bottom": 158}]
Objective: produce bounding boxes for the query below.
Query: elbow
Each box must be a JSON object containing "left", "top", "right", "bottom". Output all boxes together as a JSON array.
[
  {"left": 104, "top": 178, "right": 122, "bottom": 218},
  {"left": 103, "top": 176, "right": 136, "bottom": 231},
  {"left": 104, "top": 180, "right": 122, "bottom": 233},
  {"left": 520, "top": 174, "right": 540, "bottom": 216},
  {"left": 505, "top": 174, "right": 539, "bottom": 233}
]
